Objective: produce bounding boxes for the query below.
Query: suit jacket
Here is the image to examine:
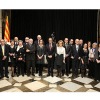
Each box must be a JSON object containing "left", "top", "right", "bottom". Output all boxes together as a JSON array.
[
  {"left": 72, "top": 45, "right": 82, "bottom": 59},
  {"left": 23, "top": 42, "right": 28, "bottom": 48},
  {"left": 36, "top": 45, "right": 45, "bottom": 64},
  {"left": 0, "top": 44, "right": 10, "bottom": 61},
  {"left": 25, "top": 44, "right": 36, "bottom": 60},
  {"left": 94, "top": 48, "right": 98, "bottom": 60},
  {"left": 14, "top": 42, "right": 18, "bottom": 49},
  {"left": 46, "top": 43, "right": 56, "bottom": 58},
  {"left": 64, "top": 44, "right": 71, "bottom": 57},
  {"left": 16, "top": 46, "right": 25, "bottom": 61}
]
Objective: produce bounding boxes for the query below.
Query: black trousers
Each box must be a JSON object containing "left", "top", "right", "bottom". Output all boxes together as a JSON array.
[
  {"left": 65, "top": 57, "right": 70, "bottom": 75},
  {"left": 26, "top": 60, "right": 35, "bottom": 75},
  {"left": 37, "top": 64, "right": 43, "bottom": 76},
  {"left": 88, "top": 60, "right": 95, "bottom": 78},
  {"left": 69, "top": 58, "right": 72, "bottom": 72},
  {"left": 17, "top": 61, "right": 24, "bottom": 76},
  {"left": 72, "top": 59, "right": 80, "bottom": 76},
  {"left": 94, "top": 62, "right": 100, "bottom": 80},
  {"left": 47, "top": 58, "right": 54, "bottom": 75},
  {"left": 0, "top": 59, "right": 8, "bottom": 77},
  {"left": 24, "top": 61, "right": 27, "bottom": 74}
]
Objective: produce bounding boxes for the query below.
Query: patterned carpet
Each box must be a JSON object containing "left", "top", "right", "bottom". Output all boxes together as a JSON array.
[{"left": 0, "top": 68, "right": 100, "bottom": 92}]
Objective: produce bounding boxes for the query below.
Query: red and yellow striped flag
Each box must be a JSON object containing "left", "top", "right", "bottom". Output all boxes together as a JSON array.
[{"left": 4, "top": 16, "right": 10, "bottom": 42}]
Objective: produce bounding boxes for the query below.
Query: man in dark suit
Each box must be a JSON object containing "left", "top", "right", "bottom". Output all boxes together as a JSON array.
[
  {"left": 69, "top": 39, "right": 74, "bottom": 72},
  {"left": 14, "top": 37, "right": 19, "bottom": 49},
  {"left": 26, "top": 38, "right": 36, "bottom": 76},
  {"left": 14, "top": 36, "right": 19, "bottom": 74},
  {"left": 23, "top": 37, "right": 29, "bottom": 74},
  {"left": 71, "top": 39, "right": 81, "bottom": 78},
  {"left": 23, "top": 37, "right": 29, "bottom": 48},
  {"left": 46, "top": 38, "right": 56, "bottom": 77},
  {"left": 79, "top": 39, "right": 84, "bottom": 72},
  {"left": 34, "top": 35, "right": 42, "bottom": 47},
  {"left": 64, "top": 38, "right": 71, "bottom": 76},
  {"left": 34, "top": 35, "right": 42, "bottom": 73},
  {"left": 0, "top": 39, "right": 9, "bottom": 79}
]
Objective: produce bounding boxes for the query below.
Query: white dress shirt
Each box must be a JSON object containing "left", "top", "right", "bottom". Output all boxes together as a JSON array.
[
  {"left": 1, "top": 45, "right": 5, "bottom": 56},
  {"left": 57, "top": 46, "right": 66, "bottom": 59}
]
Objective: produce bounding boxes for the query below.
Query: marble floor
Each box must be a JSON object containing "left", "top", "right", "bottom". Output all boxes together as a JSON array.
[{"left": 0, "top": 68, "right": 100, "bottom": 92}]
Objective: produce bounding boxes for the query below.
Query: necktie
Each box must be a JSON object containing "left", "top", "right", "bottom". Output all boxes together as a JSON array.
[
  {"left": 76, "top": 45, "right": 78, "bottom": 52},
  {"left": 65, "top": 44, "right": 68, "bottom": 48}
]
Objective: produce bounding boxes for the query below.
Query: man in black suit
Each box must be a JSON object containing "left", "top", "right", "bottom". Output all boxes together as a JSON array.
[
  {"left": 46, "top": 38, "right": 56, "bottom": 77},
  {"left": 34, "top": 35, "right": 42, "bottom": 73},
  {"left": 34, "top": 35, "right": 42, "bottom": 47},
  {"left": 14, "top": 37, "right": 19, "bottom": 49},
  {"left": 23, "top": 37, "right": 29, "bottom": 74},
  {"left": 79, "top": 39, "right": 83, "bottom": 47},
  {"left": 71, "top": 39, "right": 81, "bottom": 78},
  {"left": 69, "top": 39, "right": 74, "bottom": 72},
  {"left": 14, "top": 36, "right": 19, "bottom": 74},
  {"left": 79, "top": 39, "right": 84, "bottom": 73},
  {"left": 23, "top": 37, "right": 29, "bottom": 48},
  {"left": 64, "top": 38, "right": 71, "bottom": 76},
  {"left": 26, "top": 38, "right": 36, "bottom": 76},
  {"left": 0, "top": 39, "right": 9, "bottom": 79}
]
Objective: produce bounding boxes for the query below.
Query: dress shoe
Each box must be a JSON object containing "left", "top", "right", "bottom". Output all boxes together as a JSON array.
[
  {"left": 5, "top": 76, "right": 9, "bottom": 78},
  {"left": 17, "top": 74, "right": 19, "bottom": 77},
  {"left": 22, "top": 75, "right": 24, "bottom": 77},
  {"left": 47, "top": 74, "right": 50, "bottom": 76},
  {"left": 51, "top": 74, "right": 53, "bottom": 77},
  {"left": 32, "top": 74, "right": 35, "bottom": 76},
  {"left": 0, "top": 76, "right": 4, "bottom": 79},
  {"left": 66, "top": 73, "right": 69, "bottom": 76}
]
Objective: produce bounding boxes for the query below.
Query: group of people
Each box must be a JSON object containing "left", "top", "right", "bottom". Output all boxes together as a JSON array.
[{"left": 0, "top": 35, "right": 100, "bottom": 82}]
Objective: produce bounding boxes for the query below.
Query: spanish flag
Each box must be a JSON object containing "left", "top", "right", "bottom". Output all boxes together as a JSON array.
[{"left": 4, "top": 16, "right": 10, "bottom": 42}]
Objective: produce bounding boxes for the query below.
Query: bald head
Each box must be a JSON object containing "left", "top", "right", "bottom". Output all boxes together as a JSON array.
[
  {"left": 1, "top": 39, "right": 5, "bottom": 45},
  {"left": 14, "top": 37, "right": 18, "bottom": 42},
  {"left": 75, "top": 39, "right": 79, "bottom": 45},
  {"left": 64, "top": 38, "right": 68, "bottom": 44},
  {"left": 29, "top": 38, "right": 33, "bottom": 44},
  {"left": 37, "top": 35, "right": 41, "bottom": 40}
]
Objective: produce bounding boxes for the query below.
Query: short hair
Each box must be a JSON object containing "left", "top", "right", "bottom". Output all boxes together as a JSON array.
[
  {"left": 18, "top": 40, "right": 23, "bottom": 43},
  {"left": 10, "top": 40, "right": 14, "bottom": 42}
]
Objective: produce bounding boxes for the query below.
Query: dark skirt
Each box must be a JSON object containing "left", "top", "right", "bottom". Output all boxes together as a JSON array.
[
  {"left": 54, "top": 54, "right": 65, "bottom": 70},
  {"left": 10, "top": 57, "right": 16, "bottom": 67},
  {"left": 37, "top": 56, "right": 44, "bottom": 64}
]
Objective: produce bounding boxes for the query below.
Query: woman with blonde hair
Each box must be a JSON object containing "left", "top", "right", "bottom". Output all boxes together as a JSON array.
[{"left": 55, "top": 40, "right": 66, "bottom": 77}]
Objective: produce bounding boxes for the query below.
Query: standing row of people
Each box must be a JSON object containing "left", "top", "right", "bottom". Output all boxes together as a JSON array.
[{"left": 0, "top": 35, "right": 100, "bottom": 82}]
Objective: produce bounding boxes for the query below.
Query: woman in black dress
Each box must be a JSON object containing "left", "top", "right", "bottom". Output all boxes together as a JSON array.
[
  {"left": 81, "top": 43, "right": 89, "bottom": 78},
  {"left": 16, "top": 40, "right": 25, "bottom": 77},
  {"left": 9, "top": 40, "right": 16, "bottom": 77},
  {"left": 36, "top": 39, "right": 45, "bottom": 76}
]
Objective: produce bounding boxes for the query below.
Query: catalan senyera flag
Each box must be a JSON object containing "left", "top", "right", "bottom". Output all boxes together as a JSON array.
[{"left": 4, "top": 16, "right": 10, "bottom": 42}]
